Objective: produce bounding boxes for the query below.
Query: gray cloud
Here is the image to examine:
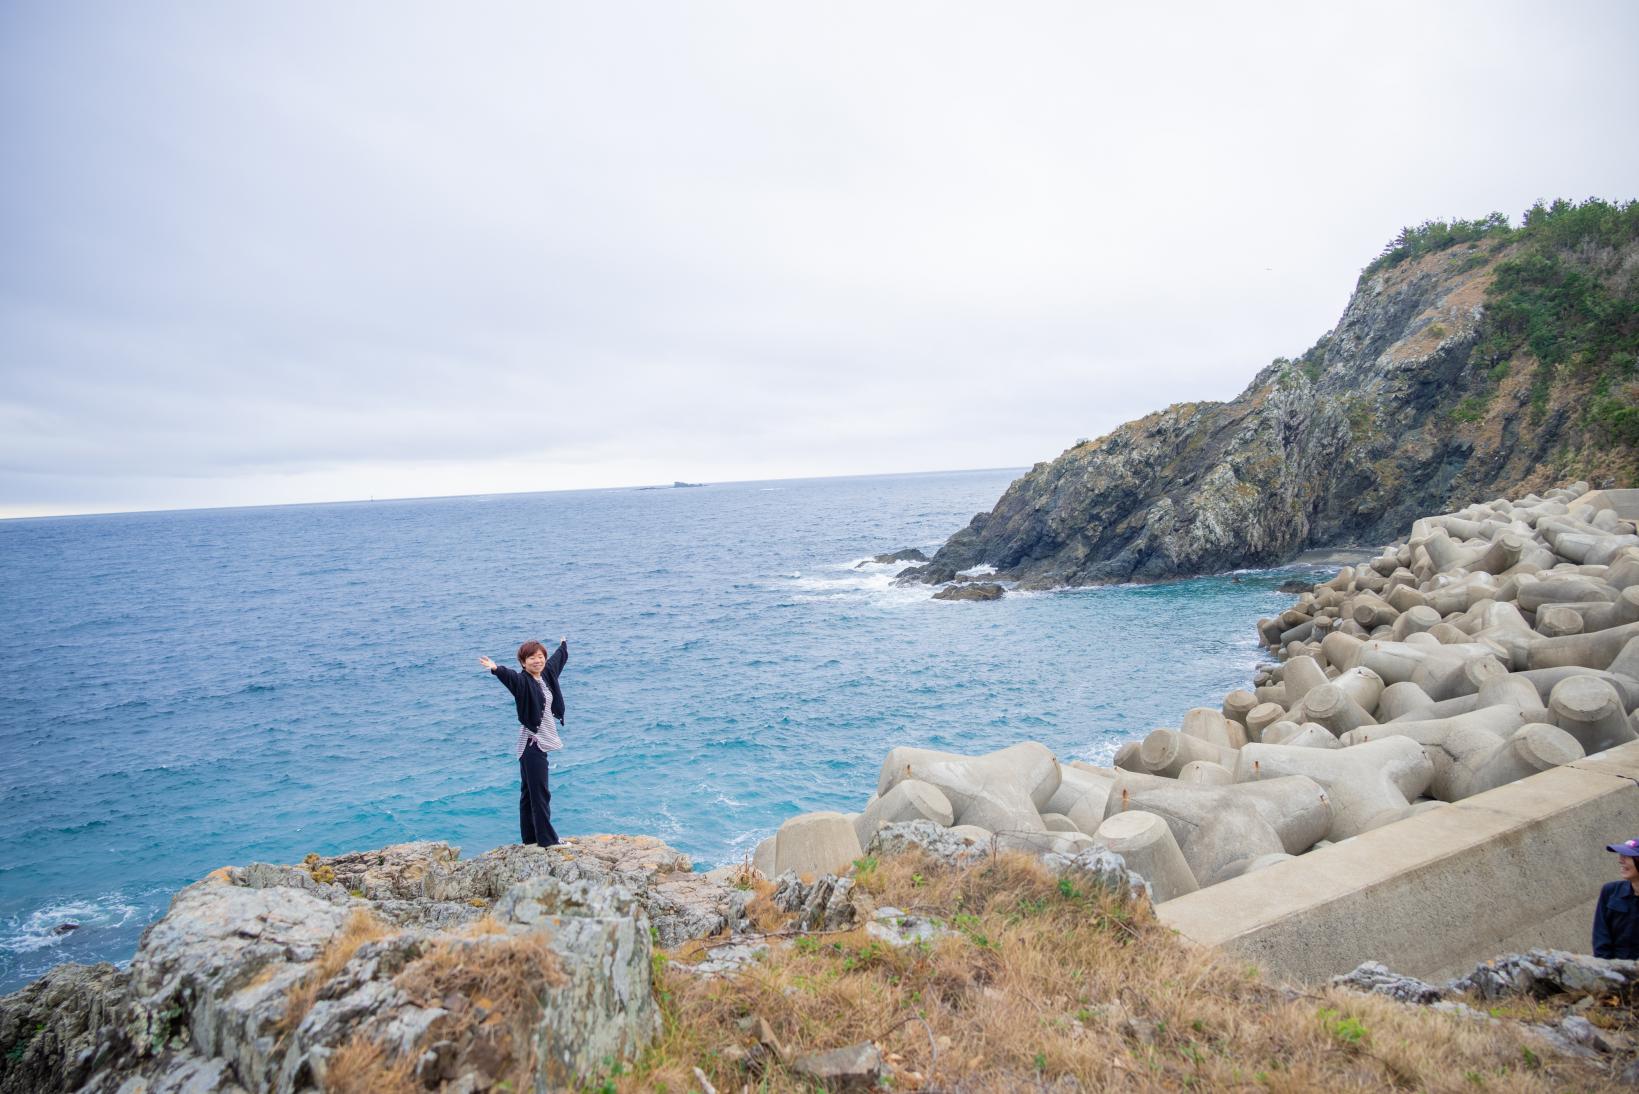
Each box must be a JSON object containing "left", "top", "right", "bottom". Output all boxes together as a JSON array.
[{"left": 3, "top": 1, "right": 1637, "bottom": 514}]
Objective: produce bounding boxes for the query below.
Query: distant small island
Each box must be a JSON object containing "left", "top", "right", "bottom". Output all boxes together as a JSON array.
[{"left": 635, "top": 481, "right": 709, "bottom": 491}]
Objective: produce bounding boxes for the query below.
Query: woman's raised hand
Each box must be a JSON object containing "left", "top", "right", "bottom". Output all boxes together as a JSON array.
[{"left": 478, "top": 656, "right": 497, "bottom": 671}]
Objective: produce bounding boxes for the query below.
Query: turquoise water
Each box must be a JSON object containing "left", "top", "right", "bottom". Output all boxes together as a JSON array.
[{"left": 0, "top": 469, "right": 1308, "bottom": 991}]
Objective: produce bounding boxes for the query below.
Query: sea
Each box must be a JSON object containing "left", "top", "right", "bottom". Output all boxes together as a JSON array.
[{"left": 0, "top": 468, "right": 1316, "bottom": 993}]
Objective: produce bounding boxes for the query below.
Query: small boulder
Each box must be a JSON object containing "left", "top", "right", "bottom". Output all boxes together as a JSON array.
[
  {"left": 933, "top": 582, "right": 1004, "bottom": 601},
  {"left": 792, "top": 1041, "right": 887, "bottom": 1090},
  {"left": 1331, "top": 961, "right": 1446, "bottom": 1004}
]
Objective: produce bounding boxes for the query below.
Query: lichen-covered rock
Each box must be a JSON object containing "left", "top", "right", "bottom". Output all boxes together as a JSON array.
[
  {"left": 771, "top": 872, "right": 856, "bottom": 931},
  {"left": 1039, "top": 847, "right": 1150, "bottom": 902},
  {"left": 494, "top": 877, "right": 661, "bottom": 1090},
  {"left": 2, "top": 835, "right": 736, "bottom": 1093},
  {"left": 868, "top": 820, "right": 994, "bottom": 867},
  {"left": 1331, "top": 961, "right": 1447, "bottom": 1004},
  {"left": 1447, "top": 949, "right": 1639, "bottom": 1000},
  {"left": 0, "top": 962, "right": 131, "bottom": 1094}
]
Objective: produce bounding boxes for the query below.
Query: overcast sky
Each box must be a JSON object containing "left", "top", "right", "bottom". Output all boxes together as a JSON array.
[{"left": 2, "top": 2, "right": 1636, "bottom": 517}]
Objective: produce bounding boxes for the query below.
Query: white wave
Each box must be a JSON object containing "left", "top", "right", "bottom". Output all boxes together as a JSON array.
[{"left": 2, "top": 894, "right": 140, "bottom": 954}]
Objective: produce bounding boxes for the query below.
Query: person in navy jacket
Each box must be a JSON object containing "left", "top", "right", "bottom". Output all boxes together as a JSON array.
[
  {"left": 1593, "top": 837, "right": 1639, "bottom": 959},
  {"left": 480, "top": 638, "right": 569, "bottom": 847}
]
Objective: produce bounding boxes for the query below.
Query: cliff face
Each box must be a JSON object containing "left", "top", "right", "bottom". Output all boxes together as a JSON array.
[{"left": 910, "top": 213, "right": 1639, "bottom": 588}]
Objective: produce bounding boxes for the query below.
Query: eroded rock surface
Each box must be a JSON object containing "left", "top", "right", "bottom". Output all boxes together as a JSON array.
[
  {"left": 0, "top": 835, "right": 750, "bottom": 1093},
  {"left": 906, "top": 232, "right": 1639, "bottom": 588}
]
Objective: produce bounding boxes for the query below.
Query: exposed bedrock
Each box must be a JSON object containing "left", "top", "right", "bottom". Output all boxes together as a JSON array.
[
  {"left": 0, "top": 836, "right": 740, "bottom": 1094},
  {"left": 905, "top": 233, "right": 1639, "bottom": 590}
]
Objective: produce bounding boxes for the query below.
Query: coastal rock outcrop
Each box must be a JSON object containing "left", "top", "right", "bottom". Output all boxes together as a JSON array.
[
  {"left": 906, "top": 204, "right": 1639, "bottom": 588},
  {"left": 0, "top": 835, "right": 751, "bottom": 1094}
]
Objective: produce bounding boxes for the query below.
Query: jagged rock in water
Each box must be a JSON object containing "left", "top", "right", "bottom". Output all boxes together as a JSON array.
[
  {"left": 912, "top": 230, "right": 1639, "bottom": 587},
  {"left": 932, "top": 581, "right": 1005, "bottom": 601}
]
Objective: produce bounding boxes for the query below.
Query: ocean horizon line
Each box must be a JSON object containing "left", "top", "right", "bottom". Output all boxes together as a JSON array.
[{"left": 0, "top": 464, "right": 1031, "bottom": 525}]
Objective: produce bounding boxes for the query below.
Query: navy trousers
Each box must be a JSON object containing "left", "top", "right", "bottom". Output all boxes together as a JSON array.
[{"left": 518, "top": 743, "right": 560, "bottom": 847}]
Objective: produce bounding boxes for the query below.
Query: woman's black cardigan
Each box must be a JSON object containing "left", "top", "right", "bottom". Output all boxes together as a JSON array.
[{"left": 490, "top": 641, "right": 568, "bottom": 727}]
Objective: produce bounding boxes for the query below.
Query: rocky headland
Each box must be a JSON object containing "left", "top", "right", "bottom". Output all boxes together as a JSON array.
[
  {"left": 11, "top": 480, "right": 1639, "bottom": 1090},
  {"left": 901, "top": 199, "right": 1639, "bottom": 592}
]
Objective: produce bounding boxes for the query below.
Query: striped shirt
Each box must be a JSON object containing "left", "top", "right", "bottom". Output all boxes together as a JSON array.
[{"left": 514, "top": 675, "right": 564, "bottom": 760}]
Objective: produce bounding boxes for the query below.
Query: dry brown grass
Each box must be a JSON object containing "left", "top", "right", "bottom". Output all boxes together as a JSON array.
[
  {"left": 322, "top": 1031, "right": 417, "bottom": 1094},
  {"left": 277, "top": 908, "right": 390, "bottom": 1038},
  {"left": 389, "top": 930, "right": 569, "bottom": 1092},
  {"left": 619, "top": 849, "right": 1627, "bottom": 1093}
]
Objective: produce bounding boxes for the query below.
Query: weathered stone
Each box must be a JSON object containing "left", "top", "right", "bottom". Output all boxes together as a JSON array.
[
  {"left": 4, "top": 836, "right": 728, "bottom": 1094},
  {"left": 1039, "top": 847, "right": 1150, "bottom": 902},
  {"left": 932, "top": 581, "right": 1004, "bottom": 601},
  {"left": 791, "top": 1041, "right": 886, "bottom": 1090},
  {"left": 867, "top": 820, "right": 993, "bottom": 867},
  {"left": 864, "top": 907, "right": 954, "bottom": 949},
  {"left": 0, "top": 962, "right": 131, "bottom": 1094},
  {"left": 1448, "top": 949, "right": 1639, "bottom": 1000},
  {"left": 1331, "top": 961, "right": 1446, "bottom": 1004},
  {"left": 771, "top": 873, "right": 857, "bottom": 931}
]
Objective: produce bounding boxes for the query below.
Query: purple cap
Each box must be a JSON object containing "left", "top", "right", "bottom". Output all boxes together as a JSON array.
[{"left": 1608, "top": 838, "right": 1639, "bottom": 857}]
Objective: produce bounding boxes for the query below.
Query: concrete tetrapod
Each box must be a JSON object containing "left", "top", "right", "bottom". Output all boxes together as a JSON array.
[
  {"left": 1234, "top": 736, "right": 1434, "bottom": 841},
  {"left": 1279, "top": 723, "right": 1344, "bottom": 750},
  {"left": 1182, "top": 707, "right": 1248, "bottom": 749},
  {"left": 1178, "top": 760, "right": 1234, "bottom": 785},
  {"left": 1281, "top": 656, "right": 1330, "bottom": 711},
  {"left": 852, "top": 779, "right": 955, "bottom": 847},
  {"left": 1435, "top": 722, "right": 1585, "bottom": 801},
  {"left": 1043, "top": 765, "right": 1115, "bottom": 835},
  {"left": 774, "top": 812, "right": 865, "bottom": 877},
  {"left": 1377, "top": 681, "right": 1438, "bottom": 721},
  {"left": 1222, "top": 689, "right": 1259, "bottom": 726},
  {"left": 1547, "top": 675, "right": 1639, "bottom": 755},
  {"left": 1099, "top": 776, "right": 1331, "bottom": 885},
  {"left": 1339, "top": 704, "right": 1528, "bottom": 753},
  {"left": 1299, "top": 683, "right": 1376, "bottom": 736},
  {"left": 1526, "top": 620, "right": 1639, "bottom": 671},
  {"left": 877, "top": 742, "right": 1059, "bottom": 834},
  {"left": 1330, "top": 667, "right": 1387, "bottom": 714},
  {"left": 1245, "top": 703, "right": 1287, "bottom": 740},
  {"left": 1091, "top": 811, "right": 1197, "bottom": 903},
  {"left": 1138, "top": 729, "right": 1239, "bottom": 778}
]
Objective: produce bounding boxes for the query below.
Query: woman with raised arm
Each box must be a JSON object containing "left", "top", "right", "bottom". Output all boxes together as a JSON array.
[{"left": 479, "top": 637, "right": 569, "bottom": 847}]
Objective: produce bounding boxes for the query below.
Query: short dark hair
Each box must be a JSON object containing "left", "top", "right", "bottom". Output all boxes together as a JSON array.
[{"left": 517, "top": 640, "right": 547, "bottom": 666}]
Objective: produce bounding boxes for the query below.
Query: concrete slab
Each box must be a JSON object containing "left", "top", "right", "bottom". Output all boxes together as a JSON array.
[{"left": 1155, "top": 745, "right": 1639, "bottom": 983}]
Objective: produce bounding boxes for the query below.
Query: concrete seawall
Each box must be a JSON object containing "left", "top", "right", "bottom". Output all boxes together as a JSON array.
[{"left": 1156, "top": 739, "right": 1639, "bottom": 983}]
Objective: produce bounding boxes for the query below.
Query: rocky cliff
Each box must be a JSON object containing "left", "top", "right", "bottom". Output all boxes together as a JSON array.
[{"left": 907, "top": 199, "right": 1639, "bottom": 588}]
